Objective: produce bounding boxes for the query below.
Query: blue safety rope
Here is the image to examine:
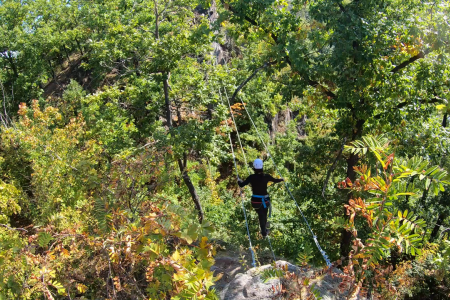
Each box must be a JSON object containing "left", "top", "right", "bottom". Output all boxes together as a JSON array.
[
  {"left": 223, "top": 88, "right": 277, "bottom": 263},
  {"left": 218, "top": 88, "right": 256, "bottom": 267},
  {"left": 235, "top": 94, "right": 332, "bottom": 268}
]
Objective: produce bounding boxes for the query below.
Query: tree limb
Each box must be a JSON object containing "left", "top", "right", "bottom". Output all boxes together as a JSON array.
[
  {"left": 221, "top": 1, "right": 337, "bottom": 99},
  {"left": 308, "top": 78, "right": 337, "bottom": 99},
  {"left": 372, "top": 97, "right": 444, "bottom": 120},
  {"left": 322, "top": 137, "right": 346, "bottom": 199},
  {"left": 0, "top": 223, "right": 28, "bottom": 233},
  {"left": 390, "top": 52, "right": 425, "bottom": 74},
  {"left": 220, "top": 0, "right": 279, "bottom": 42},
  {"left": 229, "top": 62, "right": 274, "bottom": 104}
]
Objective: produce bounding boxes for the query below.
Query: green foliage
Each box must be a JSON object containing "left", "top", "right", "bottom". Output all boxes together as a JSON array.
[
  {"left": 380, "top": 241, "right": 450, "bottom": 299},
  {"left": 337, "top": 135, "right": 450, "bottom": 296},
  {"left": 260, "top": 265, "right": 285, "bottom": 283},
  {"left": 1, "top": 0, "right": 450, "bottom": 298},
  {"left": 344, "top": 135, "right": 390, "bottom": 157},
  {"left": 0, "top": 180, "right": 21, "bottom": 223},
  {"left": 1, "top": 100, "right": 102, "bottom": 223},
  {"left": 262, "top": 264, "right": 324, "bottom": 300},
  {"left": 0, "top": 201, "right": 219, "bottom": 299},
  {"left": 434, "top": 238, "right": 450, "bottom": 282},
  {"left": 297, "top": 243, "right": 315, "bottom": 267},
  {"left": 37, "top": 232, "right": 52, "bottom": 248},
  {"left": 80, "top": 86, "right": 138, "bottom": 154}
]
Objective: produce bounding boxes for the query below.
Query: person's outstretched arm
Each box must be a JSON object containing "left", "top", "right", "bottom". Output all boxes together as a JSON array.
[
  {"left": 238, "top": 175, "right": 252, "bottom": 187},
  {"left": 267, "top": 174, "right": 284, "bottom": 184}
]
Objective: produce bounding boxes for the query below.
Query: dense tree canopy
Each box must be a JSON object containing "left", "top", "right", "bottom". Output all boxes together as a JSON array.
[{"left": 0, "top": 0, "right": 449, "bottom": 299}]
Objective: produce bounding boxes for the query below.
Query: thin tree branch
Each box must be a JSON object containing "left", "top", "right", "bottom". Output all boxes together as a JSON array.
[
  {"left": 322, "top": 137, "right": 346, "bottom": 199},
  {"left": 0, "top": 80, "right": 10, "bottom": 127},
  {"left": 337, "top": 2, "right": 346, "bottom": 12},
  {"left": 372, "top": 97, "right": 444, "bottom": 120},
  {"left": 441, "top": 227, "right": 450, "bottom": 237},
  {"left": 0, "top": 223, "right": 28, "bottom": 232},
  {"left": 229, "top": 62, "right": 274, "bottom": 104},
  {"left": 221, "top": 1, "right": 337, "bottom": 99},
  {"left": 308, "top": 78, "right": 337, "bottom": 99}
]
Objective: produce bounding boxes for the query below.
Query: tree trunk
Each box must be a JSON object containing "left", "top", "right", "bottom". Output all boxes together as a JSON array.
[
  {"left": 163, "top": 70, "right": 203, "bottom": 223},
  {"left": 340, "top": 118, "right": 365, "bottom": 258},
  {"left": 48, "top": 60, "right": 56, "bottom": 79},
  {"left": 58, "top": 53, "right": 64, "bottom": 64},
  {"left": 429, "top": 113, "right": 449, "bottom": 241},
  {"left": 163, "top": 73, "right": 172, "bottom": 128},
  {"left": 178, "top": 155, "right": 204, "bottom": 223},
  {"left": 430, "top": 212, "right": 448, "bottom": 241},
  {"left": 155, "top": 0, "right": 202, "bottom": 223},
  {"left": 75, "top": 38, "right": 84, "bottom": 55},
  {"left": 7, "top": 52, "right": 19, "bottom": 79},
  {"left": 63, "top": 45, "right": 71, "bottom": 62},
  {"left": 340, "top": 152, "right": 358, "bottom": 258}
]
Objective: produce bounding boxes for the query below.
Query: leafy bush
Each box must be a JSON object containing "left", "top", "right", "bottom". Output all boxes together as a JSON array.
[
  {"left": 335, "top": 135, "right": 450, "bottom": 298},
  {"left": 0, "top": 201, "right": 219, "bottom": 299}
]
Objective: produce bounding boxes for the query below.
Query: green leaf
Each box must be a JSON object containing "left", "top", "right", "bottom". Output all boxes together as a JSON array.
[
  {"left": 425, "top": 166, "right": 439, "bottom": 176},
  {"left": 426, "top": 178, "right": 431, "bottom": 189},
  {"left": 181, "top": 231, "right": 194, "bottom": 244},
  {"left": 399, "top": 223, "right": 407, "bottom": 232},
  {"left": 38, "top": 232, "right": 53, "bottom": 248},
  {"left": 395, "top": 192, "right": 415, "bottom": 196}
]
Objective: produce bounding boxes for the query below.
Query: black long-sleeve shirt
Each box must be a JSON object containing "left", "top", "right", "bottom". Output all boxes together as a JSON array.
[{"left": 238, "top": 173, "right": 283, "bottom": 195}]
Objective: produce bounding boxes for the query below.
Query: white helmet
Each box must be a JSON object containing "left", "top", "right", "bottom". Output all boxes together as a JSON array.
[{"left": 253, "top": 158, "right": 263, "bottom": 170}]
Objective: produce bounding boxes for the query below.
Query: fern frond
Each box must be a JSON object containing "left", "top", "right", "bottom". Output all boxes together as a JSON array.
[
  {"left": 94, "top": 197, "right": 110, "bottom": 233},
  {"left": 344, "top": 135, "right": 389, "bottom": 154},
  {"left": 344, "top": 135, "right": 390, "bottom": 168},
  {"left": 260, "top": 267, "right": 285, "bottom": 282},
  {"left": 394, "top": 158, "right": 449, "bottom": 195}
]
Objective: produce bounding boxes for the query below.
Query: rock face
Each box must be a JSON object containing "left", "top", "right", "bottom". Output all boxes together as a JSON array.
[
  {"left": 212, "top": 259, "right": 366, "bottom": 300},
  {"left": 265, "top": 109, "right": 308, "bottom": 140}
]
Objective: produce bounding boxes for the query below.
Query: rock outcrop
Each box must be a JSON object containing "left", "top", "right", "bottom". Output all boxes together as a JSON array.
[{"left": 212, "top": 258, "right": 366, "bottom": 300}]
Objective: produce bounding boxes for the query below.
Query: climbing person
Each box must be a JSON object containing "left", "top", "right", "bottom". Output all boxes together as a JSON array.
[{"left": 238, "top": 158, "right": 284, "bottom": 238}]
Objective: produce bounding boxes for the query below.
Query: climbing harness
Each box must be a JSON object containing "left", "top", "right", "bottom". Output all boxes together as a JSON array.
[
  {"left": 251, "top": 195, "right": 272, "bottom": 218},
  {"left": 233, "top": 93, "right": 332, "bottom": 268},
  {"left": 251, "top": 195, "right": 269, "bottom": 208},
  {"left": 221, "top": 87, "right": 277, "bottom": 263}
]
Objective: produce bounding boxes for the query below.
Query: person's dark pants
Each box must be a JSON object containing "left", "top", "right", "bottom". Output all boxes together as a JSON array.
[{"left": 252, "top": 198, "right": 270, "bottom": 237}]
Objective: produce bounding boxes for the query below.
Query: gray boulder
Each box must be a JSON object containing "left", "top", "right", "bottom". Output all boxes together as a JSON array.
[{"left": 212, "top": 259, "right": 366, "bottom": 300}]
